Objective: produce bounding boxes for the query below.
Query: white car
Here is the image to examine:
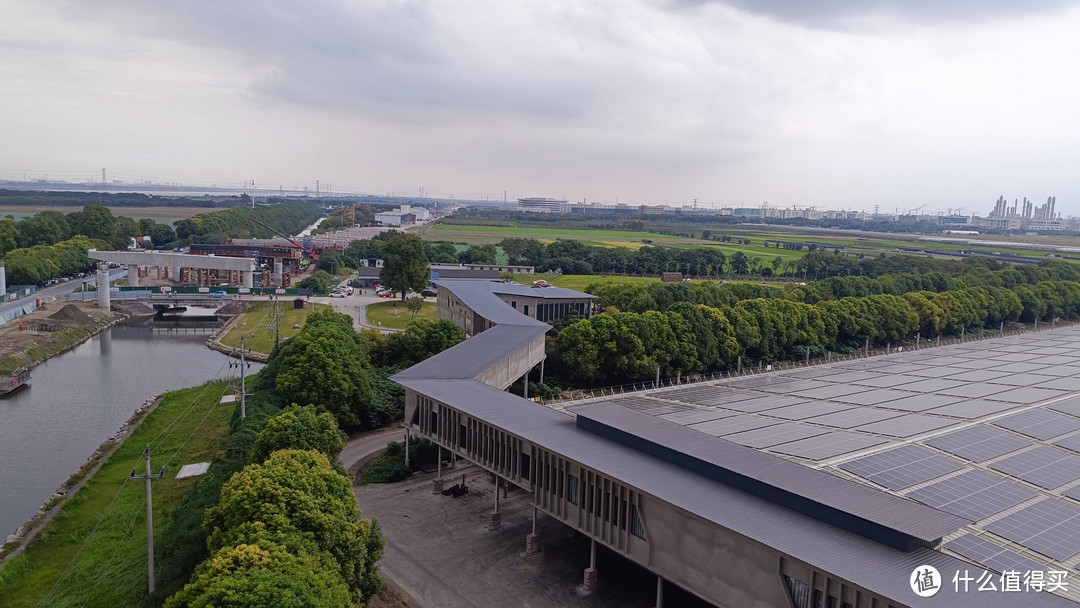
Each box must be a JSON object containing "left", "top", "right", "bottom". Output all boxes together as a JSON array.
[{"left": 329, "top": 290, "right": 347, "bottom": 298}]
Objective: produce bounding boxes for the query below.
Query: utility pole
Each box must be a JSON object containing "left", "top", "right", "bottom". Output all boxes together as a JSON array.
[
  {"left": 239, "top": 334, "right": 253, "bottom": 420},
  {"left": 131, "top": 446, "right": 165, "bottom": 594}
]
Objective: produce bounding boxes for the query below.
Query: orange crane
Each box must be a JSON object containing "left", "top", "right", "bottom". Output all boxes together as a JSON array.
[{"left": 250, "top": 216, "right": 319, "bottom": 260}]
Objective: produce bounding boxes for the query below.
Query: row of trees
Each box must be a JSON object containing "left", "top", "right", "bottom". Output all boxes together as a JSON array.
[
  {"left": 588, "top": 260, "right": 1080, "bottom": 314},
  {"left": 554, "top": 281, "right": 1080, "bottom": 385},
  {"left": 166, "top": 405, "right": 383, "bottom": 608},
  {"left": 1, "top": 205, "right": 175, "bottom": 254},
  {"left": 173, "top": 201, "right": 323, "bottom": 244},
  {"left": 2, "top": 235, "right": 101, "bottom": 285}
]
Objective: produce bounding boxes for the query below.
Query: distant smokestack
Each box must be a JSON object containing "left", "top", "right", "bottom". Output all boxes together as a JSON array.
[{"left": 0, "top": 259, "right": 6, "bottom": 297}]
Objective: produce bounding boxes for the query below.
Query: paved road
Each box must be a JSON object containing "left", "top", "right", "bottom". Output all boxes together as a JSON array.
[
  {"left": 340, "top": 427, "right": 404, "bottom": 471},
  {"left": 1, "top": 269, "right": 126, "bottom": 323}
]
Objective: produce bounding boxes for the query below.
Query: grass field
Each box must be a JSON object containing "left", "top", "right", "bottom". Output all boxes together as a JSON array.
[
  {"left": 365, "top": 299, "right": 437, "bottom": 329},
  {"left": 429, "top": 219, "right": 1078, "bottom": 267},
  {"left": 219, "top": 301, "right": 330, "bottom": 354},
  {"left": 0, "top": 381, "right": 235, "bottom": 608}
]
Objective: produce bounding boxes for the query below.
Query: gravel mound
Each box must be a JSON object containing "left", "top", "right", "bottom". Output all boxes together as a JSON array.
[{"left": 48, "top": 304, "right": 94, "bottom": 324}]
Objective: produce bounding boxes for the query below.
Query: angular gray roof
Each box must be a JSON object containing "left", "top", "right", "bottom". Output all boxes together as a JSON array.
[
  {"left": 392, "top": 324, "right": 548, "bottom": 382},
  {"left": 571, "top": 402, "right": 969, "bottom": 544}
]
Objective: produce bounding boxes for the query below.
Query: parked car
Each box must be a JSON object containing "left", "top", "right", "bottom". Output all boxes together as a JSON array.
[
  {"left": 421, "top": 288, "right": 437, "bottom": 298},
  {"left": 329, "top": 291, "right": 347, "bottom": 298},
  {"left": 211, "top": 290, "right": 228, "bottom": 297},
  {"left": 378, "top": 290, "right": 398, "bottom": 298}
]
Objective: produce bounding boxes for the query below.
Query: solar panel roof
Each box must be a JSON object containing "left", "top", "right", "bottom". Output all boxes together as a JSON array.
[
  {"left": 906, "top": 470, "right": 1037, "bottom": 520},
  {"left": 995, "top": 409, "right": 1080, "bottom": 441},
  {"left": 839, "top": 445, "right": 964, "bottom": 490},
  {"left": 989, "top": 447, "right": 1080, "bottom": 490},
  {"left": 985, "top": 498, "right": 1080, "bottom": 561},
  {"left": 925, "top": 426, "right": 1033, "bottom": 462},
  {"left": 947, "top": 534, "right": 1046, "bottom": 576}
]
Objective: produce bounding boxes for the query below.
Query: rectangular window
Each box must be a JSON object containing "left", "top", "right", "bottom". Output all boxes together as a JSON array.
[
  {"left": 783, "top": 576, "right": 810, "bottom": 608},
  {"left": 524, "top": 304, "right": 529, "bottom": 316},
  {"left": 567, "top": 475, "right": 579, "bottom": 505},
  {"left": 629, "top": 505, "right": 646, "bottom": 539},
  {"left": 520, "top": 452, "right": 531, "bottom": 480}
]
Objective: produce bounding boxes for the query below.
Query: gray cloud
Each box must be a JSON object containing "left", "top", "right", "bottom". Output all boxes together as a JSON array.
[{"left": 668, "top": 0, "right": 1080, "bottom": 26}]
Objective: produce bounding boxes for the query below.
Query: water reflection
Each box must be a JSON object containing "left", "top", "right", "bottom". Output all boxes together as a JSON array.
[{"left": 0, "top": 323, "right": 262, "bottom": 535}]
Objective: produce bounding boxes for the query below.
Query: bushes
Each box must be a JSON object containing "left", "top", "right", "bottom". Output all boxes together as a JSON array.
[{"left": 358, "top": 439, "right": 440, "bottom": 485}]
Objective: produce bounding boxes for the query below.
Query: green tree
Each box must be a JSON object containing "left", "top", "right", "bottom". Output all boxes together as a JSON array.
[
  {"left": 368, "top": 319, "right": 465, "bottom": 368},
  {"left": 498, "top": 237, "right": 545, "bottom": 266},
  {"left": 380, "top": 233, "right": 429, "bottom": 301},
  {"left": 269, "top": 311, "right": 375, "bottom": 428},
  {"left": 405, "top": 295, "right": 424, "bottom": 317},
  {"left": 729, "top": 251, "right": 749, "bottom": 275},
  {"left": 70, "top": 204, "right": 117, "bottom": 242},
  {"left": 203, "top": 450, "right": 383, "bottom": 605},
  {"left": 164, "top": 540, "right": 352, "bottom": 608},
  {"left": 297, "top": 270, "right": 334, "bottom": 295},
  {"left": 16, "top": 210, "right": 71, "bottom": 247},
  {"left": 0, "top": 218, "right": 18, "bottom": 255},
  {"left": 250, "top": 404, "right": 347, "bottom": 464},
  {"left": 459, "top": 244, "right": 497, "bottom": 264}
]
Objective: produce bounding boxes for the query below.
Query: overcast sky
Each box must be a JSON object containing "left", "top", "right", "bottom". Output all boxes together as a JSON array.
[{"left": 2, "top": 0, "right": 1079, "bottom": 214}]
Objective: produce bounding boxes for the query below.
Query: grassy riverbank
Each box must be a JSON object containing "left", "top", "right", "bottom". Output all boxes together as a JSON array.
[
  {"left": 0, "top": 381, "right": 234, "bottom": 608},
  {"left": 218, "top": 301, "right": 329, "bottom": 355}
]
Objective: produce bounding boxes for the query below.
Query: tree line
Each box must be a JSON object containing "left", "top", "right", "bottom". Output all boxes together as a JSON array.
[
  {"left": 553, "top": 279, "right": 1080, "bottom": 386},
  {"left": 157, "top": 310, "right": 465, "bottom": 606},
  {"left": 588, "top": 258, "right": 1080, "bottom": 313}
]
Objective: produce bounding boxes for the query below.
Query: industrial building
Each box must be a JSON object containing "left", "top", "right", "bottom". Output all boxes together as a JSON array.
[{"left": 393, "top": 280, "right": 1080, "bottom": 607}]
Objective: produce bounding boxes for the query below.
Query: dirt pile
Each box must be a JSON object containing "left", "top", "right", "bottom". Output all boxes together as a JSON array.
[
  {"left": 121, "top": 302, "right": 156, "bottom": 316},
  {"left": 48, "top": 305, "right": 94, "bottom": 325}
]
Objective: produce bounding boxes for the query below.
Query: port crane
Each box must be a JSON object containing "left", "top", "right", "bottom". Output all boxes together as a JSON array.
[{"left": 250, "top": 216, "right": 319, "bottom": 260}]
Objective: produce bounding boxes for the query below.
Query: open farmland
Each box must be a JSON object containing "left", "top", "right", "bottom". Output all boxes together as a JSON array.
[{"left": 428, "top": 219, "right": 1079, "bottom": 267}]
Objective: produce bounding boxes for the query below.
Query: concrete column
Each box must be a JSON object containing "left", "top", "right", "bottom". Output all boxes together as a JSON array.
[
  {"left": 273, "top": 259, "right": 283, "bottom": 287},
  {"left": 525, "top": 504, "right": 540, "bottom": 554},
  {"left": 128, "top": 264, "right": 139, "bottom": 287},
  {"left": 242, "top": 271, "right": 253, "bottom": 289},
  {"left": 582, "top": 538, "right": 598, "bottom": 592},
  {"left": 540, "top": 359, "right": 544, "bottom": 384},
  {"left": 96, "top": 264, "right": 111, "bottom": 309},
  {"left": 172, "top": 266, "right": 180, "bottom": 282},
  {"left": 0, "top": 260, "right": 6, "bottom": 297},
  {"left": 404, "top": 429, "right": 410, "bottom": 468},
  {"left": 654, "top": 576, "right": 664, "bottom": 608},
  {"left": 433, "top": 446, "right": 444, "bottom": 493},
  {"left": 489, "top": 478, "right": 502, "bottom": 529}
]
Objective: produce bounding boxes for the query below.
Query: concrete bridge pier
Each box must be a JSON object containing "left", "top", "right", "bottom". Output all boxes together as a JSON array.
[
  {"left": 127, "top": 264, "right": 139, "bottom": 287},
  {"left": 96, "top": 264, "right": 111, "bottom": 308},
  {"left": 242, "top": 270, "right": 253, "bottom": 289},
  {"left": 274, "top": 259, "right": 283, "bottom": 287}
]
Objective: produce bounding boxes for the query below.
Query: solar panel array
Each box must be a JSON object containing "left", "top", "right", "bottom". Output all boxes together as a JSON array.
[
  {"left": 925, "top": 426, "right": 1033, "bottom": 462},
  {"left": 564, "top": 327, "right": 1080, "bottom": 581},
  {"left": 985, "top": 499, "right": 1080, "bottom": 561},
  {"left": 906, "top": 470, "right": 1037, "bottom": 520},
  {"left": 947, "top": 534, "right": 1046, "bottom": 575},
  {"left": 989, "top": 447, "right": 1080, "bottom": 490},
  {"left": 839, "top": 445, "right": 963, "bottom": 490}
]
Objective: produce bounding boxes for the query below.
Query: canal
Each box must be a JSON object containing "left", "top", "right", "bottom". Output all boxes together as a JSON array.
[{"left": 0, "top": 323, "right": 263, "bottom": 536}]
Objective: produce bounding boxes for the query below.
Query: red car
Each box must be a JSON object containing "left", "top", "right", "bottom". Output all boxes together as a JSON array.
[{"left": 378, "top": 290, "right": 398, "bottom": 298}]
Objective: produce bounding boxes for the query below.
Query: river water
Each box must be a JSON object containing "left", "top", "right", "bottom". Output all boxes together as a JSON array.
[{"left": 0, "top": 324, "right": 263, "bottom": 536}]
